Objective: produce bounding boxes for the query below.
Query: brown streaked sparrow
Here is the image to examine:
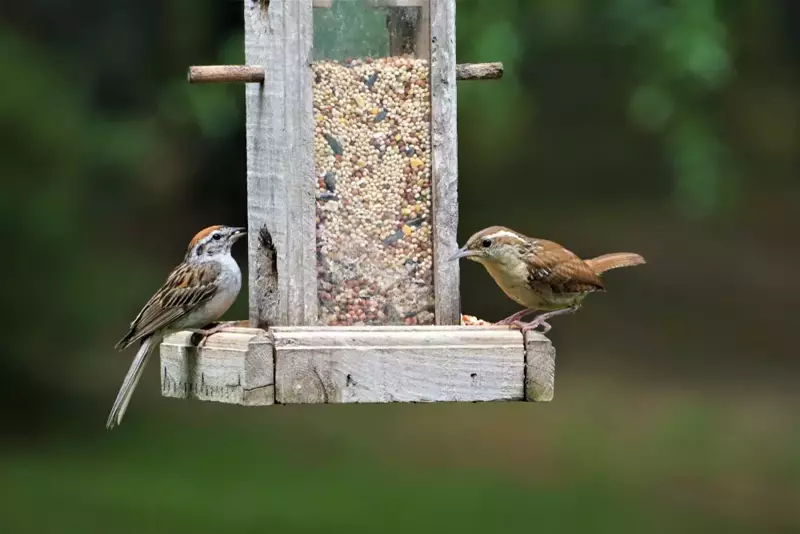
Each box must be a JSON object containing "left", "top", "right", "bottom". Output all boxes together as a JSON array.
[
  {"left": 450, "top": 226, "right": 645, "bottom": 333},
  {"left": 106, "top": 225, "right": 246, "bottom": 429}
]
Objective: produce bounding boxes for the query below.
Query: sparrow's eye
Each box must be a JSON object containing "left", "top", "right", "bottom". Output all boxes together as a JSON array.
[
  {"left": 212, "top": 232, "right": 222, "bottom": 240},
  {"left": 482, "top": 239, "right": 492, "bottom": 248}
]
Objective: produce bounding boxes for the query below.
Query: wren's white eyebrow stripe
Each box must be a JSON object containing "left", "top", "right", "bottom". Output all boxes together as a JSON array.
[{"left": 483, "top": 230, "right": 527, "bottom": 244}]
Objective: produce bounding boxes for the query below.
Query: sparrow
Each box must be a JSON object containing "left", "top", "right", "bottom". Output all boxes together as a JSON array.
[
  {"left": 106, "top": 225, "right": 246, "bottom": 429},
  {"left": 450, "top": 226, "right": 645, "bottom": 333}
]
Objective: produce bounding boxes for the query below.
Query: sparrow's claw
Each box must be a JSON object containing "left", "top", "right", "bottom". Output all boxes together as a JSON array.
[{"left": 188, "top": 321, "right": 240, "bottom": 349}]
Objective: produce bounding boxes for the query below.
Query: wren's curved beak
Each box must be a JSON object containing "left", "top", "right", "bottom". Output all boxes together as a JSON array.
[{"left": 448, "top": 246, "right": 476, "bottom": 261}]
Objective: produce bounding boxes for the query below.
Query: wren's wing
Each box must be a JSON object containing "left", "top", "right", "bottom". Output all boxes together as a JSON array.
[
  {"left": 526, "top": 239, "right": 605, "bottom": 295},
  {"left": 115, "top": 262, "right": 221, "bottom": 350}
]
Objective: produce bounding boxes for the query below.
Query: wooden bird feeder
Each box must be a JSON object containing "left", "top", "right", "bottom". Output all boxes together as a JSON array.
[{"left": 161, "top": 0, "right": 555, "bottom": 405}]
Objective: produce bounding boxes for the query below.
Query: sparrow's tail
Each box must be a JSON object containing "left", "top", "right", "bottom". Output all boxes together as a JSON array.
[
  {"left": 585, "top": 252, "right": 646, "bottom": 275},
  {"left": 106, "top": 334, "right": 160, "bottom": 430}
]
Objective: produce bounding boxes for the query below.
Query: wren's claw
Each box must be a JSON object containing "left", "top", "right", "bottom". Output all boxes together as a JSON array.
[
  {"left": 496, "top": 308, "right": 536, "bottom": 325},
  {"left": 511, "top": 318, "right": 552, "bottom": 334},
  {"left": 510, "top": 306, "right": 581, "bottom": 335}
]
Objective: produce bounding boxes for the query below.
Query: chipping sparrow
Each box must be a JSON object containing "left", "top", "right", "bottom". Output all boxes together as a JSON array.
[
  {"left": 450, "top": 226, "right": 645, "bottom": 333},
  {"left": 106, "top": 225, "right": 246, "bottom": 429}
]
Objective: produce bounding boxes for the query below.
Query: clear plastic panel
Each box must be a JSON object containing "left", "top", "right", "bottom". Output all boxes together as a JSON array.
[{"left": 313, "top": 0, "right": 434, "bottom": 326}]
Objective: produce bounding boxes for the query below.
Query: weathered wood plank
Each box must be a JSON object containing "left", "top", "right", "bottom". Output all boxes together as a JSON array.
[
  {"left": 161, "top": 327, "right": 274, "bottom": 406},
  {"left": 430, "top": 0, "right": 460, "bottom": 325},
  {"left": 273, "top": 327, "right": 523, "bottom": 403},
  {"left": 245, "top": 0, "right": 318, "bottom": 327},
  {"left": 524, "top": 331, "right": 555, "bottom": 401}
]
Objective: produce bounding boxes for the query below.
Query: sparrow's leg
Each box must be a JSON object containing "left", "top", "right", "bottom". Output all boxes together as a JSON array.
[
  {"left": 512, "top": 306, "right": 580, "bottom": 334},
  {"left": 187, "top": 321, "right": 241, "bottom": 349},
  {"left": 495, "top": 308, "right": 537, "bottom": 325}
]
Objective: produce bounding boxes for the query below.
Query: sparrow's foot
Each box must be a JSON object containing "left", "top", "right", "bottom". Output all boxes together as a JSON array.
[
  {"left": 496, "top": 309, "right": 537, "bottom": 325},
  {"left": 187, "top": 321, "right": 240, "bottom": 349}
]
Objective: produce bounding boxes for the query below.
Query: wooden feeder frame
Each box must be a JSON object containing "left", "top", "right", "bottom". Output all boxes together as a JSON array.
[{"left": 161, "top": 0, "right": 555, "bottom": 405}]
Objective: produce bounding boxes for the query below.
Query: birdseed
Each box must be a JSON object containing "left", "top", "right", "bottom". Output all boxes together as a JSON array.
[{"left": 313, "top": 56, "right": 434, "bottom": 326}]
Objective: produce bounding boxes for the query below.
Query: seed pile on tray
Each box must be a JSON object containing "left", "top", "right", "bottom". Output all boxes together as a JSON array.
[
  {"left": 460, "top": 315, "right": 492, "bottom": 326},
  {"left": 313, "top": 56, "right": 435, "bottom": 326}
]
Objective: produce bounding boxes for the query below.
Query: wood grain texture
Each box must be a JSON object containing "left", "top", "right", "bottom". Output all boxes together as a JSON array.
[
  {"left": 245, "top": 0, "right": 318, "bottom": 327},
  {"left": 273, "top": 326, "right": 523, "bottom": 403},
  {"left": 161, "top": 327, "right": 274, "bottom": 406},
  {"left": 455, "top": 62, "right": 504, "bottom": 80},
  {"left": 524, "top": 331, "right": 555, "bottom": 401},
  {"left": 430, "top": 0, "right": 460, "bottom": 325}
]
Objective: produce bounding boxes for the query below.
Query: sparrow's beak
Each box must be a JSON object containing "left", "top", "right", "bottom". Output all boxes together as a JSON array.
[
  {"left": 448, "top": 246, "right": 476, "bottom": 261},
  {"left": 231, "top": 227, "right": 247, "bottom": 240}
]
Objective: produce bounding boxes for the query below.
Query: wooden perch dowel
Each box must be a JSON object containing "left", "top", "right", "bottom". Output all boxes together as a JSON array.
[
  {"left": 186, "top": 62, "right": 504, "bottom": 84},
  {"left": 455, "top": 62, "right": 504, "bottom": 80},
  {"left": 187, "top": 65, "right": 264, "bottom": 84}
]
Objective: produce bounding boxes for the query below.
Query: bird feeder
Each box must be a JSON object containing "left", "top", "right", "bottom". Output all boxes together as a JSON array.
[{"left": 161, "top": 0, "right": 555, "bottom": 405}]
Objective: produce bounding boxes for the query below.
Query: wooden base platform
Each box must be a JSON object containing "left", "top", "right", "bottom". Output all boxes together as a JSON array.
[{"left": 160, "top": 326, "right": 555, "bottom": 405}]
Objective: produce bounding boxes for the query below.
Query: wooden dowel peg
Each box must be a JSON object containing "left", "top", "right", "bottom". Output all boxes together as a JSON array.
[
  {"left": 187, "top": 65, "right": 265, "bottom": 84},
  {"left": 187, "top": 62, "right": 503, "bottom": 84},
  {"left": 455, "top": 62, "right": 504, "bottom": 81}
]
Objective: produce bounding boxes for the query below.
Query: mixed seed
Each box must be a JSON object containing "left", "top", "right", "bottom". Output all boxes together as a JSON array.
[{"left": 313, "top": 56, "right": 434, "bottom": 326}]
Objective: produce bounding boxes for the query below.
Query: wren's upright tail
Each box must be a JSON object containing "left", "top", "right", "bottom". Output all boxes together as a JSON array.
[
  {"left": 585, "top": 252, "right": 645, "bottom": 275},
  {"left": 106, "top": 334, "right": 161, "bottom": 430}
]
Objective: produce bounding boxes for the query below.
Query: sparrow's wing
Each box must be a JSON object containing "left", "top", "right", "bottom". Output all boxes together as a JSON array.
[
  {"left": 525, "top": 239, "right": 604, "bottom": 295},
  {"left": 116, "top": 262, "right": 221, "bottom": 350}
]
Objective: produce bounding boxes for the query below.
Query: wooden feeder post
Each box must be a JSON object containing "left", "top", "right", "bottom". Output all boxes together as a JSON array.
[{"left": 162, "top": 0, "right": 554, "bottom": 406}]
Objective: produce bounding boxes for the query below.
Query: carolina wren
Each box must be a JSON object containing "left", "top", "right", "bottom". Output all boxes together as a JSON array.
[{"left": 450, "top": 226, "right": 645, "bottom": 333}]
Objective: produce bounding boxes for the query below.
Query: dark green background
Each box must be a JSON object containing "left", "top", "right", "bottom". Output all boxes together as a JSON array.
[{"left": 2, "top": 1, "right": 798, "bottom": 532}]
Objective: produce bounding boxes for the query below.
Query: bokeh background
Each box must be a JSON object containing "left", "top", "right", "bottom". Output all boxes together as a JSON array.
[{"left": 2, "top": 0, "right": 798, "bottom": 532}]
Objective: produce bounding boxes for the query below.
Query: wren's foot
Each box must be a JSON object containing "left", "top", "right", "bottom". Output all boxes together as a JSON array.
[
  {"left": 187, "top": 321, "right": 240, "bottom": 349},
  {"left": 511, "top": 317, "right": 552, "bottom": 334},
  {"left": 495, "top": 309, "right": 537, "bottom": 325},
  {"left": 511, "top": 306, "right": 581, "bottom": 334}
]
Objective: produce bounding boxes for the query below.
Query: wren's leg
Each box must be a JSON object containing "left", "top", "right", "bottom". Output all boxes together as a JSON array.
[
  {"left": 513, "top": 306, "right": 580, "bottom": 334},
  {"left": 495, "top": 309, "right": 537, "bottom": 325},
  {"left": 187, "top": 321, "right": 241, "bottom": 349}
]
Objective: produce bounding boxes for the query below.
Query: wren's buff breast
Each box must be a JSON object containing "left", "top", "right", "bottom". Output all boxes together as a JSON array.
[{"left": 450, "top": 225, "right": 645, "bottom": 333}]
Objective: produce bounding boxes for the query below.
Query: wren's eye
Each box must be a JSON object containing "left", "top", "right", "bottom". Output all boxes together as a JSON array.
[
  {"left": 212, "top": 232, "right": 222, "bottom": 240},
  {"left": 481, "top": 238, "right": 492, "bottom": 248}
]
